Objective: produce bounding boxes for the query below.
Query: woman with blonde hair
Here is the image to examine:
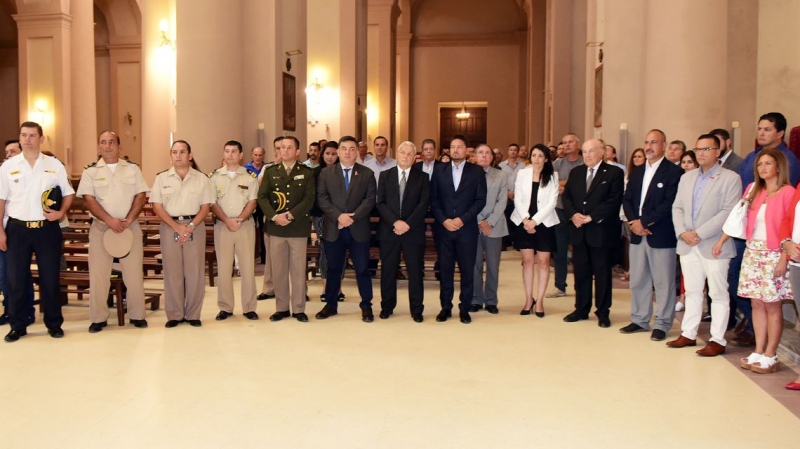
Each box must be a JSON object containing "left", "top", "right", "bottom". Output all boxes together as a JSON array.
[{"left": 713, "top": 148, "right": 794, "bottom": 373}]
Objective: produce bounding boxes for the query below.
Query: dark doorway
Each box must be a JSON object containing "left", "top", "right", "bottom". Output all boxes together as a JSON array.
[{"left": 439, "top": 107, "right": 487, "bottom": 149}]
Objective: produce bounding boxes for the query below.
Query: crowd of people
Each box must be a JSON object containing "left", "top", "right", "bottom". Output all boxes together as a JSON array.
[{"left": 1, "top": 112, "right": 799, "bottom": 391}]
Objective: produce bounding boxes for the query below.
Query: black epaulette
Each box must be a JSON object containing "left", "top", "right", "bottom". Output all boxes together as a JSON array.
[
  {"left": 156, "top": 168, "right": 169, "bottom": 175},
  {"left": 127, "top": 159, "right": 139, "bottom": 165},
  {"left": 246, "top": 169, "right": 258, "bottom": 178},
  {"left": 84, "top": 161, "right": 97, "bottom": 169}
]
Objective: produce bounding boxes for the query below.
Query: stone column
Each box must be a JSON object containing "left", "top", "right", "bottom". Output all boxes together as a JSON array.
[
  {"left": 69, "top": 0, "right": 97, "bottom": 175},
  {"left": 367, "top": 0, "right": 398, "bottom": 149}
]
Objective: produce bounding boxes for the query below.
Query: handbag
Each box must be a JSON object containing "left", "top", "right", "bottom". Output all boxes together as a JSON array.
[{"left": 722, "top": 184, "right": 753, "bottom": 239}]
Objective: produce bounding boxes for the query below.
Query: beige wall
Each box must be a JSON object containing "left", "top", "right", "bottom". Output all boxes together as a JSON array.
[
  {"left": 410, "top": 44, "right": 520, "bottom": 147},
  {"left": 0, "top": 47, "right": 19, "bottom": 142},
  {"left": 306, "top": 0, "right": 341, "bottom": 144}
]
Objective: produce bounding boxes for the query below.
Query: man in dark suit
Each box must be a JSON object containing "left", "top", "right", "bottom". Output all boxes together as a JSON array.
[
  {"left": 315, "top": 135, "right": 377, "bottom": 322},
  {"left": 376, "top": 141, "right": 430, "bottom": 322},
  {"left": 562, "top": 138, "right": 624, "bottom": 328},
  {"left": 413, "top": 138, "right": 441, "bottom": 180},
  {"left": 619, "top": 129, "right": 684, "bottom": 341},
  {"left": 430, "top": 134, "right": 487, "bottom": 324}
]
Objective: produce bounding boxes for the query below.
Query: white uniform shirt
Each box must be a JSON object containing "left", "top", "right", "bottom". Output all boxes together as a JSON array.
[{"left": 0, "top": 152, "right": 75, "bottom": 224}]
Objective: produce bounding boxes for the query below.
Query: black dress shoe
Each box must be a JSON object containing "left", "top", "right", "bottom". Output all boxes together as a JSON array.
[
  {"left": 460, "top": 312, "right": 472, "bottom": 324},
  {"left": 650, "top": 329, "right": 666, "bottom": 341},
  {"left": 379, "top": 310, "right": 392, "bottom": 319},
  {"left": 292, "top": 312, "right": 309, "bottom": 322},
  {"left": 26, "top": 316, "right": 35, "bottom": 326},
  {"left": 315, "top": 305, "right": 338, "bottom": 319},
  {"left": 436, "top": 310, "right": 452, "bottom": 322},
  {"left": 362, "top": 308, "right": 374, "bottom": 323},
  {"left": 520, "top": 308, "right": 532, "bottom": 316},
  {"left": 338, "top": 292, "right": 346, "bottom": 302},
  {"left": 130, "top": 319, "right": 148, "bottom": 328},
  {"left": 187, "top": 320, "right": 202, "bottom": 327},
  {"left": 412, "top": 313, "right": 424, "bottom": 323},
  {"left": 257, "top": 293, "right": 275, "bottom": 300},
  {"left": 563, "top": 311, "right": 589, "bottom": 322},
  {"left": 4, "top": 329, "right": 26, "bottom": 342},
  {"left": 485, "top": 305, "right": 499, "bottom": 314},
  {"left": 216, "top": 311, "right": 233, "bottom": 321},
  {"left": 619, "top": 323, "right": 647, "bottom": 334},
  {"left": 243, "top": 312, "right": 259, "bottom": 320},
  {"left": 535, "top": 311, "right": 545, "bottom": 318},
  {"left": 269, "top": 311, "right": 290, "bottom": 321},
  {"left": 598, "top": 316, "right": 611, "bottom": 328},
  {"left": 0, "top": 314, "right": 9, "bottom": 326},
  {"left": 47, "top": 327, "right": 65, "bottom": 338},
  {"left": 88, "top": 321, "right": 108, "bottom": 333},
  {"left": 165, "top": 320, "right": 181, "bottom": 328},
  {"left": 470, "top": 304, "right": 483, "bottom": 313}
]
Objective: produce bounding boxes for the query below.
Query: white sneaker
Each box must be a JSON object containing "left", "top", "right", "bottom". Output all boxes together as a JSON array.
[
  {"left": 545, "top": 289, "right": 566, "bottom": 298},
  {"left": 675, "top": 302, "right": 685, "bottom": 312}
]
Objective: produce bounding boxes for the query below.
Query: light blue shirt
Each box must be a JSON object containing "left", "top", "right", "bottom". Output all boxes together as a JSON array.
[
  {"left": 452, "top": 161, "right": 465, "bottom": 190},
  {"left": 692, "top": 165, "right": 715, "bottom": 227},
  {"left": 362, "top": 157, "right": 397, "bottom": 186}
]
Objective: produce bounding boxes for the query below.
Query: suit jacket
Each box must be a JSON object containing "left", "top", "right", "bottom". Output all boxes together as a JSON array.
[
  {"left": 316, "top": 163, "right": 376, "bottom": 242},
  {"left": 672, "top": 164, "right": 742, "bottom": 259},
  {"left": 413, "top": 159, "right": 442, "bottom": 177},
  {"left": 258, "top": 163, "right": 315, "bottom": 238},
  {"left": 376, "top": 165, "right": 430, "bottom": 243},
  {"left": 622, "top": 159, "right": 684, "bottom": 248},
  {"left": 476, "top": 167, "right": 509, "bottom": 238},
  {"left": 430, "top": 161, "right": 487, "bottom": 236},
  {"left": 722, "top": 151, "right": 744, "bottom": 173},
  {"left": 562, "top": 162, "right": 624, "bottom": 247},
  {"left": 510, "top": 168, "right": 560, "bottom": 227}
]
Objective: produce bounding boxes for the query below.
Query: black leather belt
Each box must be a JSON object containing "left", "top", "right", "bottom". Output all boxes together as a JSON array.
[
  {"left": 171, "top": 215, "right": 197, "bottom": 221},
  {"left": 8, "top": 217, "right": 56, "bottom": 229}
]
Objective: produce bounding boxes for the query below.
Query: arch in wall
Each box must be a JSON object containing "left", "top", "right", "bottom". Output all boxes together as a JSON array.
[{"left": 0, "top": 0, "right": 18, "bottom": 142}]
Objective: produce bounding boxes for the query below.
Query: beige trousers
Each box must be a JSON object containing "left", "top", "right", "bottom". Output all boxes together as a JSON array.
[
  {"left": 269, "top": 236, "right": 307, "bottom": 313},
  {"left": 214, "top": 219, "right": 257, "bottom": 313},
  {"left": 161, "top": 220, "right": 206, "bottom": 320},
  {"left": 261, "top": 232, "right": 274, "bottom": 294},
  {"left": 89, "top": 220, "right": 145, "bottom": 323}
]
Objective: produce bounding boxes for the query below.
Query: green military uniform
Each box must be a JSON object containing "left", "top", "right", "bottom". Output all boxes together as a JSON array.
[{"left": 257, "top": 162, "right": 316, "bottom": 315}]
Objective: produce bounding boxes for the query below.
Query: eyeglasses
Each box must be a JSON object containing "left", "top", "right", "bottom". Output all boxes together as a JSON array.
[{"left": 692, "top": 147, "right": 719, "bottom": 153}]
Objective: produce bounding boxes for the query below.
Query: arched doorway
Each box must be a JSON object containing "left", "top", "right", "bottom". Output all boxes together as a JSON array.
[{"left": 0, "top": 0, "right": 19, "bottom": 145}]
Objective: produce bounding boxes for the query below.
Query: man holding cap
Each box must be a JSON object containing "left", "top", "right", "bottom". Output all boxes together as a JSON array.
[
  {"left": 77, "top": 131, "right": 148, "bottom": 333},
  {"left": 0, "top": 121, "right": 74, "bottom": 342}
]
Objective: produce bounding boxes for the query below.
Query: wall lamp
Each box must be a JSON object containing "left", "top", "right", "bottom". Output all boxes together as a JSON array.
[
  {"left": 159, "top": 19, "right": 174, "bottom": 48},
  {"left": 34, "top": 99, "right": 47, "bottom": 124}
]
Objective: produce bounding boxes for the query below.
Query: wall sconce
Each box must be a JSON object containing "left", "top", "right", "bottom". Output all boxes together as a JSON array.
[
  {"left": 306, "top": 78, "right": 324, "bottom": 104},
  {"left": 34, "top": 99, "right": 47, "bottom": 124},
  {"left": 456, "top": 102, "right": 470, "bottom": 121},
  {"left": 159, "top": 19, "right": 174, "bottom": 48}
]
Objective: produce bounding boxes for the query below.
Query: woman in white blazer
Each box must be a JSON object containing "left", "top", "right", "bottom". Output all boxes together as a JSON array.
[{"left": 511, "top": 144, "right": 560, "bottom": 317}]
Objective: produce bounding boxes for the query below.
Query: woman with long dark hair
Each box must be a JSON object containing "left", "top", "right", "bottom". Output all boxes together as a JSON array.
[{"left": 510, "top": 144, "right": 560, "bottom": 317}]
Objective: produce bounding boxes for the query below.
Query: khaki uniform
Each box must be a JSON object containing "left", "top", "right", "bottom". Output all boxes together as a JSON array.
[
  {"left": 76, "top": 159, "right": 149, "bottom": 324},
  {"left": 150, "top": 167, "right": 215, "bottom": 321},
  {"left": 258, "top": 163, "right": 315, "bottom": 313},
  {"left": 209, "top": 166, "right": 259, "bottom": 314}
]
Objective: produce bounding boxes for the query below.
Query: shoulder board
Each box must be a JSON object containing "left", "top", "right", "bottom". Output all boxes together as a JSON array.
[
  {"left": 156, "top": 168, "right": 169, "bottom": 175},
  {"left": 246, "top": 168, "right": 258, "bottom": 178},
  {"left": 84, "top": 161, "right": 97, "bottom": 170},
  {"left": 208, "top": 171, "right": 217, "bottom": 178},
  {"left": 127, "top": 159, "right": 139, "bottom": 166}
]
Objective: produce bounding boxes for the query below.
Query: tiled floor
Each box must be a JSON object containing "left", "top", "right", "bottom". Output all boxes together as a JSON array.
[{"left": 2, "top": 250, "right": 800, "bottom": 448}]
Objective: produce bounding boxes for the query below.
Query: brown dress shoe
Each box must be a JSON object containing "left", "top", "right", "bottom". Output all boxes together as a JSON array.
[
  {"left": 731, "top": 330, "right": 755, "bottom": 347},
  {"left": 666, "top": 335, "right": 697, "bottom": 348},
  {"left": 696, "top": 341, "right": 726, "bottom": 357}
]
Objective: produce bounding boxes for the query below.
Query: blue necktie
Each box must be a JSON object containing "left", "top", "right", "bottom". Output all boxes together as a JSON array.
[{"left": 344, "top": 168, "right": 351, "bottom": 191}]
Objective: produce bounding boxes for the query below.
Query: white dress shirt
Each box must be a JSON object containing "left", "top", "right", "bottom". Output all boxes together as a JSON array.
[
  {"left": 639, "top": 156, "right": 664, "bottom": 215},
  {"left": 0, "top": 152, "right": 75, "bottom": 224}
]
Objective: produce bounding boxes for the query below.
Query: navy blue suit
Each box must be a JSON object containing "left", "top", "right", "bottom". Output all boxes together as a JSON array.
[
  {"left": 430, "top": 161, "right": 487, "bottom": 313},
  {"left": 622, "top": 160, "right": 684, "bottom": 248}
]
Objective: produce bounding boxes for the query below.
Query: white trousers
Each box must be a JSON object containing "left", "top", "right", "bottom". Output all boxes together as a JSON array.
[{"left": 679, "top": 246, "right": 730, "bottom": 345}]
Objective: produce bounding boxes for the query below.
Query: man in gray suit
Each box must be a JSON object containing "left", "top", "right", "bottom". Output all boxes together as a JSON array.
[
  {"left": 315, "top": 135, "right": 377, "bottom": 322},
  {"left": 711, "top": 128, "right": 743, "bottom": 173},
  {"left": 471, "top": 144, "right": 508, "bottom": 314},
  {"left": 667, "top": 134, "right": 741, "bottom": 357}
]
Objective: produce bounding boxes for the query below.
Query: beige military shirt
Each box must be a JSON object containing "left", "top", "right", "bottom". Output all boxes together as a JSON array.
[
  {"left": 209, "top": 166, "right": 258, "bottom": 218},
  {"left": 76, "top": 159, "right": 149, "bottom": 219},
  {"left": 149, "top": 167, "right": 215, "bottom": 216}
]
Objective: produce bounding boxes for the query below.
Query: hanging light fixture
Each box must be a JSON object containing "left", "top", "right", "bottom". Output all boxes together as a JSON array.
[{"left": 456, "top": 102, "right": 470, "bottom": 121}]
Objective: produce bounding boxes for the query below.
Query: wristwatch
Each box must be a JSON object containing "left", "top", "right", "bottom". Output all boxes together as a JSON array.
[
  {"left": 780, "top": 238, "right": 792, "bottom": 252},
  {"left": 188, "top": 222, "right": 196, "bottom": 230}
]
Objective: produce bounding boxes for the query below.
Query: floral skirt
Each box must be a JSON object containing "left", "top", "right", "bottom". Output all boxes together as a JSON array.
[{"left": 738, "top": 239, "right": 793, "bottom": 303}]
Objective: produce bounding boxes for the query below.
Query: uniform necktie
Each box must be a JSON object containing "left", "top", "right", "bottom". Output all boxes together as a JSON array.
[
  {"left": 399, "top": 170, "right": 407, "bottom": 214},
  {"left": 344, "top": 168, "right": 351, "bottom": 191},
  {"left": 586, "top": 167, "right": 594, "bottom": 193}
]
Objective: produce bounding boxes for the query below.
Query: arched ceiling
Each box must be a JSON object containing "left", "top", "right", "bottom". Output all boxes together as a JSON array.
[
  {"left": 410, "top": 0, "right": 527, "bottom": 36},
  {"left": 93, "top": 0, "right": 140, "bottom": 45}
]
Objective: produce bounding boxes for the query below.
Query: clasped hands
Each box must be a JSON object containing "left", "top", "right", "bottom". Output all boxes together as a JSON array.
[
  {"left": 442, "top": 217, "right": 464, "bottom": 232},
  {"left": 338, "top": 213, "right": 355, "bottom": 229},
  {"left": 570, "top": 213, "right": 592, "bottom": 228},
  {"left": 629, "top": 219, "right": 652, "bottom": 237},
  {"left": 173, "top": 222, "right": 194, "bottom": 243}
]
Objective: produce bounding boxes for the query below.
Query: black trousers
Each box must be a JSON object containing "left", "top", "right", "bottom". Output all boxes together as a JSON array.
[
  {"left": 7, "top": 221, "right": 63, "bottom": 331},
  {"left": 435, "top": 228, "right": 478, "bottom": 313},
  {"left": 572, "top": 242, "right": 612, "bottom": 318},
  {"left": 379, "top": 236, "right": 424, "bottom": 315},
  {"left": 253, "top": 208, "right": 266, "bottom": 263}
]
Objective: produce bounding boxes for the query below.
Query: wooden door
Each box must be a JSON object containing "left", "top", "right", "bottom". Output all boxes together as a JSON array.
[{"left": 439, "top": 107, "right": 487, "bottom": 149}]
